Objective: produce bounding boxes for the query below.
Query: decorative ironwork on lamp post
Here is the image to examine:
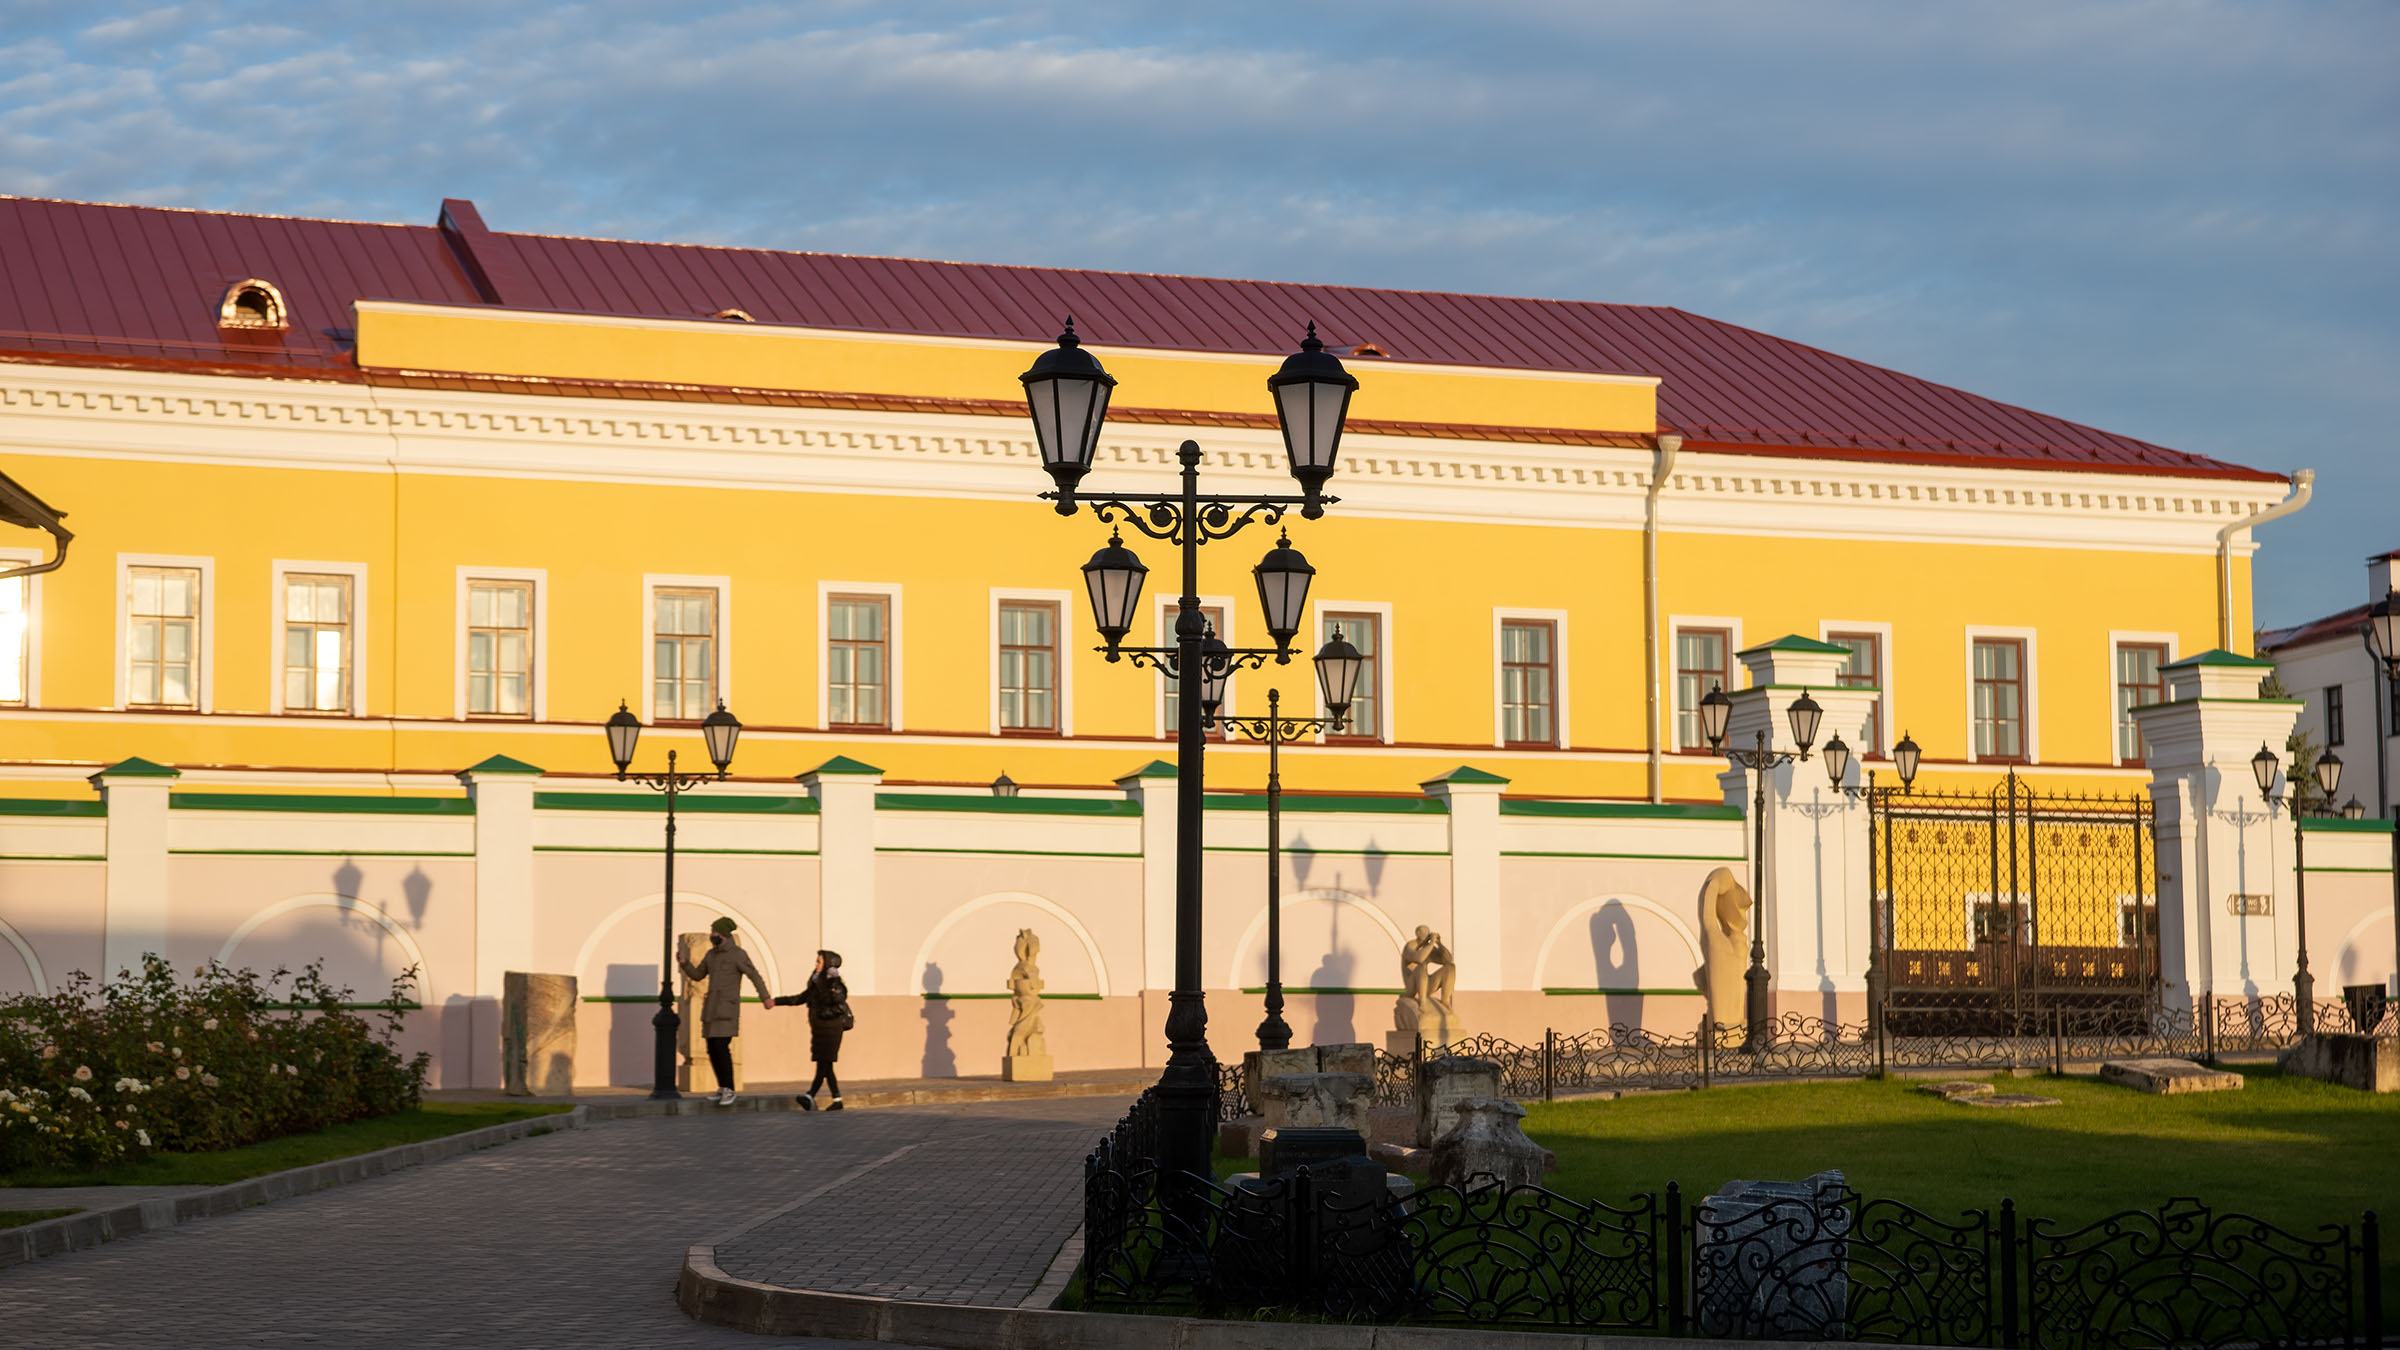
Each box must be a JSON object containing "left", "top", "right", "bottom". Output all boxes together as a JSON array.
[
  {"left": 1020, "top": 318, "right": 1358, "bottom": 1185},
  {"left": 603, "top": 698, "right": 742, "bottom": 1100},
  {"left": 1822, "top": 727, "right": 1921, "bottom": 1044},
  {"left": 1208, "top": 642, "right": 1364, "bottom": 1052},
  {"left": 1700, "top": 683, "right": 1822, "bottom": 1052},
  {"left": 2252, "top": 741, "right": 2343, "bottom": 1035}
]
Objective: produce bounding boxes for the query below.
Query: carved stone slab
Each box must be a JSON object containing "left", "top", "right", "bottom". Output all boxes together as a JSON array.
[
  {"left": 1958, "top": 1092, "right": 2061, "bottom": 1108},
  {"left": 502, "top": 971, "right": 577, "bottom": 1097},
  {"left": 1916, "top": 1080, "right": 1995, "bottom": 1100},
  {"left": 2099, "top": 1057, "right": 2244, "bottom": 1094}
]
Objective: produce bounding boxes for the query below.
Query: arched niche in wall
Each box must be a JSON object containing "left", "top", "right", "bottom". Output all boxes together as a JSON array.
[
  {"left": 909, "top": 892, "right": 1108, "bottom": 998},
  {"left": 1225, "top": 889, "right": 1407, "bottom": 993},
  {"left": 0, "top": 914, "right": 45, "bottom": 996},
  {"left": 570, "top": 892, "right": 785, "bottom": 999},
  {"left": 217, "top": 894, "right": 432, "bottom": 1002},
  {"left": 1532, "top": 895, "right": 1705, "bottom": 1032}
]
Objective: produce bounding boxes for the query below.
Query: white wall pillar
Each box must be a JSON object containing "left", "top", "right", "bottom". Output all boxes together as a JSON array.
[
  {"left": 1116, "top": 761, "right": 1180, "bottom": 993},
  {"left": 458, "top": 754, "right": 542, "bottom": 998},
  {"left": 2131, "top": 650, "right": 2304, "bottom": 1008},
  {"left": 1720, "top": 638, "right": 1876, "bottom": 1000},
  {"left": 1420, "top": 767, "right": 1508, "bottom": 992},
  {"left": 801, "top": 756, "right": 883, "bottom": 995},
  {"left": 94, "top": 757, "right": 178, "bottom": 980}
]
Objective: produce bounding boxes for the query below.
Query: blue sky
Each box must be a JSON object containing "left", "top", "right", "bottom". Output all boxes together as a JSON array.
[{"left": 3, "top": 1, "right": 2393, "bottom": 627}]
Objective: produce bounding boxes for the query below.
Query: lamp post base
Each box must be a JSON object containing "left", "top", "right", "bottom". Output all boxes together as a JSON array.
[
  {"left": 651, "top": 999, "right": 682, "bottom": 1101},
  {"left": 1256, "top": 1005, "right": 1293, "bottom": 1053},
  {"left": 1743, "top": 960, "right": 1773, "bottom": 1054},
  {"left": 2294, "top": 968, "right": 2316, "bottom": 1037}
]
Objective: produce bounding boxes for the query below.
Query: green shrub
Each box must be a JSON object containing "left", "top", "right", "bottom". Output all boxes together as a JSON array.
[{"left": 0, "top": 956, "right": 430, "bottom": 1172}]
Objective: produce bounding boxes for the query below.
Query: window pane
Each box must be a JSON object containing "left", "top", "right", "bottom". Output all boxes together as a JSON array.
[
  {"left": 131, "top": 665, "right": 156, "bottom": 704},
  {"left": 468, "top": 631, "right": 492, "bottom": 674},
  {"left": 468, "top": 586, "right": 492, "bottom": 628},
  {"left": 286, "top": 581, "right": 314, "bottom": 623},
  {"left": 131, "top": 571, "right": 159, "bottom": 615},
  {"left": 286, "top": 626, "right": 312, "bottom": 667},
  {"left": 162, "top": 622, "right": 190, "bottom": 664},
  {"left": 1327, "top": 614, "right": 1380, "bottom": 737},
  {"left": 131, "top": 622, "right": 157, "bottom": 662},
  {"left": 497, "top": 632, "right": 526, "bottom": 674},
  {"left": 498, "top": 673, "right": 526, "bottom": 715},
  {"left": 162, "top": 666, "right": 190, "bottom": 706},
  {"left": 286, "top": 669, "right": 311, "bottom": 708},
  {"left": 161, "top": 574, "right": 193, "bottom": 617}
]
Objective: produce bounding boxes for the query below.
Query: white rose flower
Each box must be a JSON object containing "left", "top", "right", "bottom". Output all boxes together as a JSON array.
[
  {"left": 67, "top": 1086, "right": 91, "bottom": 1102},
  {"left": 73, "top": 1065, "right": 93, "bottom": 1081},
  {"left": 202, "top": 1018, "right": 219, "bottom": 1031},
  {"left": 147, "top": 1041, "right": 165, "bottom": 1053},
  {"left": 136, "top": 1129, "right": 151, "bottom": 1146},
  {"left": 39, "top": 1044, "right": 56, "bottom": 1059},
  {"left": 174, "top": 1066, "right": 191, "bottom": 1081},
  {"left": 171, "top": 1047, "right": 183, "bottom": 1059},
  {"left": 285, "top": 1063, "right": 299, "bottom": 1076},
  {"left": 201, "top": 1074, "right": 220, "bottom": 1088}
]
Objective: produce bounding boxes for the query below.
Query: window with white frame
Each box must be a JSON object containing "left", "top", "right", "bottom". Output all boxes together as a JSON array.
[
  {"left": 653, "top": 588, "right": 718, "bottom": 721},
  {"left": 0, "top": 572, "right": 26, "bottom": 705},
  {"left": 1971, "top": 637, "right": 2028, "bottom": 761},
  {"left": 1674, "top": 627, "right": 1730, "bottom": 750},
  {"left": 1324, "top": 611, "right": 1381, "bottom": 739},
  {"left": 282, "top": 573, "right": 353, "bottom": 713},
  {"left": 1500, "top": 619, "right": 1557, "bottom": 747},
  {"left": 127, "top": 566, "right": 201, "bottom": 709},
  {"left": 998, "top": 600, "right": 1060, "bottom": 732},
  {"left": 827, "top": 594, "right": 890, "bottom": 728},
  {"left": 1161, "top": 603, "right": 1227, "bottom": 739},
  {"left": 2114, "top": 643, "right": 2167, "bottom": 764},
  {"left": 466, "top": 580, "right": 534, "bottom": 718},
  {"left": 1827, "top": 631, "right": 1883, "bottom": 754}
]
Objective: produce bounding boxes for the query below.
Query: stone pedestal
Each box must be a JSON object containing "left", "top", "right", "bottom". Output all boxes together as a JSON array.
[
  {"left": 1415, "top": 1055, "right": 1502, "bottom": 1148},
  {"left": 2279, "top": 1034, "right": 2399, "bottom": 1092},
  {"left": 501, "top": 971, "right": 577, "bottom": 1097},
  {"left": 1253, "top": 1072, "right": 1375, "bottom": 1134},
  {"left": 2099, "top": 1058, "right": 2243, "bottom": 1094},
  {"left": 1386, "top": 1030, "right": 1423, "bottom": 1057},
  {"left": 1428, "top": 1098, "right": 1547, "bottom": 1190},
  {"left": 1243, "top": 1042, "right": 1377, "bottom": 1115},
  {"left": 1002, "top": 1053, "right": 1054, "bottom": 1082},
  {"left": 1696, "top": 1169, "right": 1851, "bottom": 1339}
]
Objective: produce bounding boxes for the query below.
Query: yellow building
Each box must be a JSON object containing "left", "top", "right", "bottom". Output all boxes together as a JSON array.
[{"left": 0, "top": 193, "right": 2355, "bottom": 1089}]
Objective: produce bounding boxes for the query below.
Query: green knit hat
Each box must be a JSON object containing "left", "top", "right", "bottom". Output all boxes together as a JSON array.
[{"left": 709, "top": 917, "right": 737, "bottom": 935}]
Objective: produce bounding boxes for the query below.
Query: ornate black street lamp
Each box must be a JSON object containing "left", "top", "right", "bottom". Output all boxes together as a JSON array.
[
  {"left": 604, "top": 698, "right": 741, "bottom": 1099},
  {"left": 2253, "top": 741, "right": 2342, "bottom": 1035},
  {"left": 1021, "top": 318, "right": 1356, "bottom": 1185},
  {"left": 1701, "top": 683, "right": 1822, "bottom": 1051},
  {"left": 1823, "top": 728, "right": 1922, "bottom": 1044},
  {"left": 2368, "top": 589, "right": 2400, "bottom": 1019},
  {"left": 1209, "top": 634, "right": 1365, "bottom": 1052}
]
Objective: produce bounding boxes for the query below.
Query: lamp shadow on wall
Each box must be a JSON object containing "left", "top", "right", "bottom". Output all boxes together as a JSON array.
[
  {"left": 920, "top": 962, "right": 956, "bottom": 1078},
  {"left": 1306, "top": 895, "right": 1356, "bottom": 1044},
  {"left": 1591, "top": 901, "right": 1641, "bottom": 1030}
]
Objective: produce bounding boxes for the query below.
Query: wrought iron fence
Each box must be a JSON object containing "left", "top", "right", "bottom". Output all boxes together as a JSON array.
[{"left": 1083, "top": 1113, "right": 2389, "bottom": 1348}]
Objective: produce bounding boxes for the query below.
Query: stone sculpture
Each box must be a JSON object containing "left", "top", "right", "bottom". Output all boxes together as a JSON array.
[
  {"left": 1695, "top": 1169, "right": 1852, "bottom": 1338},
  {"left": 1694, "top": 867, "right": 1752, "bottom": 1030},
  {"left": 1002, "top": 927, "right": 1052, "bottom": 1082},
  {"left": 1389, "top": 925, "right": 1462, "bottom": 1052},
  {"left": 1428, "top": 1098, "right": 1549, "bottom": 1190}
]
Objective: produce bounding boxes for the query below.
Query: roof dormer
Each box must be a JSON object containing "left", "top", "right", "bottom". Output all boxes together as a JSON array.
[{"left": 218, "top": 278, "right": 290, "bottom": 330}]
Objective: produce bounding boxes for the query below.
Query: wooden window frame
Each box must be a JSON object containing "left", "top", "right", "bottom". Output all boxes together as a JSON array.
[
  {"left": 465, "top": 578, "right": 536, "bottom": 720},
  {"left": 1322, "top": 609, "right": 1384, "bottom": 743},
  {"left": 2323, "top": 683, "right": 2345, "bottom": 747},
  {"left": 280, "top": 571, "right": 355, "bottom": 715},
  {"left": 1499, "top": 617, "right": 1559, "bottom": 748},
  {"left": 1826, "top": 629, "right": 1885, "bottom": 756},
  {"left": 825, "top": 593, "right": 892, "bottom": 730},
  {"left": 1673, "top": 625, "right": 1733, "bottom": 752},
  {"left": 123, "top": 560, "right": 208, "bottom": 711},
  {"left": 996, "top": 598, "right": 1062, "bottom": 735},
  {"left": 651, "top": 586, "right": 719, "bottom": 723},
  {"left": 1971, "top": 636, "right": 2030, "bottom": 763}
]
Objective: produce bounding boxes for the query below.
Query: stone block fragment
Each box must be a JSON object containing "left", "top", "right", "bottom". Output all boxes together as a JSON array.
[
  {"left": 1415, "top": 1055, "right": 1502, "bottom": 1147},
  {"left": 1315, "top": 1042, "right": 1375, "bottom": 1076},
  {"left": 1959, "top": 1092, "right": 2060, "bottom": 1108},
  {"left": 2278, "top": 1033, "right": 2399, "bottom": 1092},
  {"left": 1695, "top": 1169, "right": 1850, "bottom": 1339},
  {"left": 1428, "top": 1098, "right": 1549, "bottom": 1190},
  {"left": 502, "top": 971, "right": 577, "bottom": 1097},
  {"left": 1916, "top": 1080, "right": 1994, "bottom": 1099},
  {"left": 1252, "top": 1071, "right": 1375, "bottom": 1134},
  {"left": 2099, "top": 1058, "right": 2244, "bottom": 1094}
]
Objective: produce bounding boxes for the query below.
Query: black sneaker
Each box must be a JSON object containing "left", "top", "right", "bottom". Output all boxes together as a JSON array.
[
  {"left": 794, "top": 1094, "right": 815, "bottom": 1111},
  {"left": 825, "top": 1098, "right": 844, "bottom": 1112}
]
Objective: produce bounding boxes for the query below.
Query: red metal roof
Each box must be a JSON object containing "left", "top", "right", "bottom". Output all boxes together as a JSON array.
[
  {"left": 2259, "top": 603, "right": 2369, "bottom": 653},
  {"left": 0, "top": 194, "right": 2280, "bottom": 483}
]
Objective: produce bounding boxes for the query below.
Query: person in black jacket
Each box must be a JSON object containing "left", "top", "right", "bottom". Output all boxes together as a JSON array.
[{"left": 772, "top": 950, "right": 851, "bottom": 1110}]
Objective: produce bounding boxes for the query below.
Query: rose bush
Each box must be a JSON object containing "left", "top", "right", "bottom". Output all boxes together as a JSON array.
[{"left": 0, "top": 955, "right": 429, "bottom": 1172}]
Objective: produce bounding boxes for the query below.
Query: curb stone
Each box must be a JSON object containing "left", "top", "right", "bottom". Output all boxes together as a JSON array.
[
  {"left": 677, "top": 1239, "right": 1838, "bottom": 1349},
  {"left": 574, "top": 1074, "right": 1154, "bottom": 1120},
  {"left": 0, "top": 1105, "right": 587, "bottom": 1270}
]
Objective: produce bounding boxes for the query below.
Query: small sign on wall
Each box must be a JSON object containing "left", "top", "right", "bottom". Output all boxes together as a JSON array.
[{"left": 2226, "top": 893, "right": 2272, "bottom": 917}]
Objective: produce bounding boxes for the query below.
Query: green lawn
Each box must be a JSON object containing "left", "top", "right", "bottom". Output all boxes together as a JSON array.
[
  {"left": 0, "top": 1207, "right": 81, "bottom": 1228},
  {"left": 1527, "top": 1066, "right": 2397, "bottom": 1231},
  {"left": 0, "top": 1101, "right": 572, "bottom": 1189}
]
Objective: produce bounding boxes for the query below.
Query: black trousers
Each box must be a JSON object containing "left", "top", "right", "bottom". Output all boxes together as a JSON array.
[
  {"left": 704, "top": 1035, "right": 734, "bottom": 1091},
  {"left": 807, "top": 1062, "right": 840, "bottom": 1097}
]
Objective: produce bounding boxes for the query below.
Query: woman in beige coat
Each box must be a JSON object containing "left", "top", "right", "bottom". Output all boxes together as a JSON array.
[{"left": 678, "top": 916, "right": 773, "bottom": 1105}]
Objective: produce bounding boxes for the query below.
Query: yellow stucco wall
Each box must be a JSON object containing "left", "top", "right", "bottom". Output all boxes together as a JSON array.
[{"left": 0, "top": 436, "right": 2234, "bottom": 802}]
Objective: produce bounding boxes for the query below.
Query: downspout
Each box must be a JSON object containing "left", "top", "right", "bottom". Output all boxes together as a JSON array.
[
  {"left": 2218, "top": 469, "right": 2311, "bottom": 652},
  {"left": 1645, "top": 433, "right": 1683, "bottom": 803}
]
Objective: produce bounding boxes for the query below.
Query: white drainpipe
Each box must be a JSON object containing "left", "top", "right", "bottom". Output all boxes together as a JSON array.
[
  {"left": 2217, "top": 469, "right": 2313, "bottom": 652},
  {"left": 1645, "top": 433, "right": 1683, "bottom": 803}
]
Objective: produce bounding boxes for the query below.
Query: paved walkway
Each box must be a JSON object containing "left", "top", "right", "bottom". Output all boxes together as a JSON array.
[{"left": 0, "top": 1096, "right": 1125, "bottom": 1347}]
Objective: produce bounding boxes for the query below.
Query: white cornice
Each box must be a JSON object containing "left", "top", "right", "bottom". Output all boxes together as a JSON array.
[{"left": 0, "top": 360, "right": 2286, "bottom": 555}]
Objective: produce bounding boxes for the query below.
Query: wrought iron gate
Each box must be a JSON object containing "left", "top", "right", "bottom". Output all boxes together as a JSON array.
[{"left": 1871, "top": 771, "right": 2159, "bottom": 1034}]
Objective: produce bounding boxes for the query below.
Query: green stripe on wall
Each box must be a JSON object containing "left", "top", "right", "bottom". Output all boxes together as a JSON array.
[
  {"left": 535, "top": 793, "right": 818, "bottom": 814},
  {"left": 171, "top": 793, "right": 474, "bottom": 815},
  {"left": 1503, "top": 851, "right": 1746, "bottom": 862},
  {"left": 1542, "top": 987, "right": 1705, "bottom": 997},
  {"left": 876, "top": 847, "right": 1140, "bottom": 859},
  {"left": 1501, "top": 799, "right": 1744, "bottom": 821},
  {"left": 170, "top": 849, "right": 475, "bottom": 858},
  {"left": 919, "top": 992, "right": 1104, "bottom": 1000},
  {"left": 1206, "top": 794, "right": 1448, "bottom": 815},
  {"left": 0, "top": 799, "right": 106, "bottom": 817},
  {"left": 874, "top": 793, "right": 1140, "bottom": 817},
  {"left": 534, "top": 847, "right": 820, "bottom": 856},
  {"left": 1238, "top": 987, "right": 1404, "bottom": 995}
]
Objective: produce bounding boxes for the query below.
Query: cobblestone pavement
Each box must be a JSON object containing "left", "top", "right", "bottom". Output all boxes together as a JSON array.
[{"left": 0, "top": 1096, "right": 1125, "bottom": 1348}]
